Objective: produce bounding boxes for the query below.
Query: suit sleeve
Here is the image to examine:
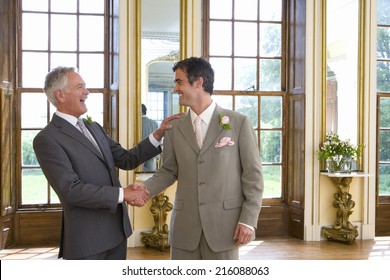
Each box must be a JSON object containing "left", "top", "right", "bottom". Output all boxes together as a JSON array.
[
  {"left": 238, "top": 116, "right": 264, "bottom": 228},
  {"left": 33, "top": 132, "right": 120, "bottom": 213}
]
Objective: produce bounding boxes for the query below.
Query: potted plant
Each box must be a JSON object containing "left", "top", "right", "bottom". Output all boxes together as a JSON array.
[{"left": 317, "top": 132, "right": 365, "bottom": 173}]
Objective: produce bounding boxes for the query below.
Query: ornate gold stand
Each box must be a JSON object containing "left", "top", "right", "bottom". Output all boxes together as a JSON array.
[
  {"left": 141, "top": 192, "right": 172, "bottom": 250},
  {"left": 321, "top": 175, "right": 358, "bottom": 244}
]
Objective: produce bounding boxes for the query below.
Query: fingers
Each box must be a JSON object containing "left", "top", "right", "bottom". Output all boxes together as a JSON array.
[
  {"left": 123, "top": 187, "right": 150, "bottom": 206},
  {"left": 153, "top": 113, "right": 183, "bottom": 141},
  {"left": 233, "top": 224, "right": 253, "bottom": 246}
]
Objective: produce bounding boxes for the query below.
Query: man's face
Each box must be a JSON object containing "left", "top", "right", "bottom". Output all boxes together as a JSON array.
[
  {"left": 57, "top": 72, "right": 89, "bottom": 118},
  {"left": 173, "top": 68, "right": 201, "bottom": 108}
]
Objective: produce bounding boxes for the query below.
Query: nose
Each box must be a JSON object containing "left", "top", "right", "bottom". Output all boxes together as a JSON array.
[{"left": 173, "top": 84, "right": 179, "bottom": 93}]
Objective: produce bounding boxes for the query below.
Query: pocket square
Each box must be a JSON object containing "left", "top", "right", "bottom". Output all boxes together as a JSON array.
[{"left": 215, "top": 137, "right": 235, "bottom": 148}]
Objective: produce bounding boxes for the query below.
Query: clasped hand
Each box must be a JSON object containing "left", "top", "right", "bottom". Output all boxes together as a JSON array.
[{"left": 123, "top": 183, "right": 149, "bottom": 207}]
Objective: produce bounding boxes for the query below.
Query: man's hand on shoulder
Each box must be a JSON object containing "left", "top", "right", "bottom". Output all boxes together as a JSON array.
[{"left": 153, "top": 113, "right": 183, "bottom": 141}]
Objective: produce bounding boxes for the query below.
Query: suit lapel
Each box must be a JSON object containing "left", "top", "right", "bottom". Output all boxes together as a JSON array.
[
  {"left": 200, "top": 106, "right": 224, "bottom": 155},
  {"left": 53, "top": 115, "right": 104, "bottom": 160},
  {"left": 177, "top": 112, "right": 200, "bottom": 153}
]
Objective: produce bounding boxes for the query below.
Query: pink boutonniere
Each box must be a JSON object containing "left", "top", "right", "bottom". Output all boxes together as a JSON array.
[
  {"left": 219, "top": 114, "right": 231, "bottom": 130},
  {"left": 215, "top": 137, "right": 235, "bottom": 148}
]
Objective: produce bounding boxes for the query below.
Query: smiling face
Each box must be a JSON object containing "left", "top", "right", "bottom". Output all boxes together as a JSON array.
[
  {"left": 56, "top": 71, "right": 89, "bottom": 118},
  {"left": 173, "top": 68, "right": 202, "bottom": 108}
]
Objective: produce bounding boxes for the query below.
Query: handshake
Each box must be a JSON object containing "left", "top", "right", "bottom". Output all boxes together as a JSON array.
[{"left": 123, "top": 182, "right": 150, "bottom": 207}]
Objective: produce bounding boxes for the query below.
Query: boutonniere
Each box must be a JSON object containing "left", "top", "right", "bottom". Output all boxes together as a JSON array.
[
  {"left": 219, "top": 113, "right": 231, "bottom": 130},
  {"left": 84, "top": 115, "right": 93, "bottom": 125},
  {"left": 215, "top": 137, "right": 235, "bottom": 148}
]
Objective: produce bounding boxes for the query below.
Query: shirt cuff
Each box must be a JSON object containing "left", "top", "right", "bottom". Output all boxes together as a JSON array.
[
  {"left": 118, "top": 188, "right": 123, "bottom": 203},
  {"left": 239, "top": 222, "right": 254, "bottom": 231},
  {"left": 149, "top": 134, "right": 161, "bottom": 148}
]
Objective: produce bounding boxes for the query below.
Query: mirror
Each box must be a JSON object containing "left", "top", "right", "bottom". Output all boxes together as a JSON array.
[
  {"left": 324, "top": 0, "right": 362, "bottom": 145},
  {"left": 138, "top": 0, "right": 181, "bottom": 172}
]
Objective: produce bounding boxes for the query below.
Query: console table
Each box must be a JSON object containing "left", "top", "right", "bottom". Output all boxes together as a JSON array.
[{"left": 320, "top": 172, "right": 371, "bottom": 244}]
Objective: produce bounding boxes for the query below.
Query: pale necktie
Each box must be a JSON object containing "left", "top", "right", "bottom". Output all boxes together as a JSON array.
[
  {"left": 194, "top": 116, "right": 203, "bottom": 149},
  {"left": 76, "top": 119, "right": 102, "bottom": 155}
]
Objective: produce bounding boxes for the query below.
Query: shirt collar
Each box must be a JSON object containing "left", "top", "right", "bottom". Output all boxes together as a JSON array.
[
  {"left": 55, "top": 111, "right": 79, "bottom": 127},
  {"left": 190, "top": 101, "right": 216, "bottom": 125}
]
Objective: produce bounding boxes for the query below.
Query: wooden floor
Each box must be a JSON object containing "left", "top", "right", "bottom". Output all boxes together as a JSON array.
[{"left": 1, "top": 236, "right": 390, "bottom": 260}]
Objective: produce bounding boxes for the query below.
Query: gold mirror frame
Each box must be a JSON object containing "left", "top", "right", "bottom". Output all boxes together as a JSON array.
[
  {"left": 134, "top": 0, "right": 187, "bottom": 173},
  {"left": 321, "top": 0, "right": 365, "bottom": 170}
]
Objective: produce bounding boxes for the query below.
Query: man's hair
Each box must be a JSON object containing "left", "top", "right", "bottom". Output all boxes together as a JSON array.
[
  {"left": 44, "top": 66, "right": 77, "bottom": 107},
  {"left": 172, "top": 57, "right": 214, "bottom": 94},
  {"left": 142, "top": 104, "right": 147, "bottom": 115}
]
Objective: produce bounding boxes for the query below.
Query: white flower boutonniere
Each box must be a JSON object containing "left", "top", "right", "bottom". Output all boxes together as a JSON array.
[
  {"left": 215, "top": 137, "right": 235, "bottom": 148},
  {"left": 84, "top": 115, "right": 93, "bottom": 125},
  {"left": 219, "top": 113, "right": 231, "bottom": 130}
]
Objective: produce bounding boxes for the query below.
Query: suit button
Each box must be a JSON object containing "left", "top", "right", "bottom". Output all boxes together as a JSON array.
[
  {"left": 199, "top": 160, "right": 204, "bottom": 164},
  {"left": 199, "top": 182, "right": 205, "bottom": 186},
  {"left": 199, "top": 202, "right": 206, "bottom": 206}
]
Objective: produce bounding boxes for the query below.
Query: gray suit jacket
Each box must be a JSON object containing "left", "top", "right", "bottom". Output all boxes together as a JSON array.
[
  {"left": 144, "top": 105, "right": 264, "bottom": 252},
  {"left": 33, "top": 114, "right": 160, "bottom": 259}
]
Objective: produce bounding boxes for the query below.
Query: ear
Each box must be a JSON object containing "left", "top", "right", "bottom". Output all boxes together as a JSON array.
[
  {"left": 54, "top": 89, "right": 66, "bottom": 103},
  {"left": 194, "top": 77, "right": 204, "bottom": 90}
]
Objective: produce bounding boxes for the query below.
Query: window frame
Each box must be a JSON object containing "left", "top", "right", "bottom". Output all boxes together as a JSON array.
[
  {"left": 203, "top": 0, "right": 288, "bottom": 202},
  {"left": 16, "top": 0, "right": 111, "bottom": 210}
]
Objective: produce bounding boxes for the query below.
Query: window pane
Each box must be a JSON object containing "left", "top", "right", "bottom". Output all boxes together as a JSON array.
[
  {"left": 22, "top": 93, "right": 47, "bottom": 128},
  {"left": 210, "top": 0, "right": 232, "bottom": 19},
  {"left": 80, "top": 0, "right": 105, "bottom": 14},
  {"left": 260, "top": 59, "right": 281, "bottom": 91},
  {"left": 236, "top": 95, "right": 258, "bottom": 128},
  {"left": 210, "top": 57, "right": 232, "bottom": 90},
  {"left": 80, "top": 16, "right": 104, "bottom": 51},
  {"left": 209, "top": 21, "right": 232, "bottom": 56},
  {"left": 51, "top": 53, "right": 77, "bottom": 69},
  {"left": 377, "top": 27, "right": 390, "bottom": 59},
  {"left": 377, "top": 62, "right": 390, "bottom": 92},
  {"left": 380, "top": 98, "right": 390, "bottom": 127},
  {"left": 235, "top": 22, "right": 257, "bottom": 56},
  {"left": 51, "top": 0, "right": 77, "bottom": 13},
  {"left": 377, "top": 0, "right": 390, "bottom": 25},
  {"left": 22, "top": 130, "right": 40, "bottom": 166},
  {"left": 234, "top": 58, "right": 257, "bottom": 91},
  {"left": 378, "top": 165, "right": 390, "bottom": 196},
  {"left": 260, "top": 23, "right": 282, "bottom": 57},
  {"left": 235, "top": 0, "right": 257, "bottom": 20},
  {"left": 79, "top": 54, "right": 104, "bottom": 88},
  {"left": 260, "top": 130, "right": 282, "bottom": 164},
  {"left": 22, "top": 169, "right": 47, "bottom": 205},
  {"left": 22, "top": 13, "right": 48, "bottom": 50},
  {"left": 212, "top": 95, "right": 233, "bottom": 110},
  {"left": 82, "top": 93, "right": 104, "bottom": 125},
  {"left": 262, "top": 165, "right": 282, "bottom": 198},
  {"left": 22, "top": 52, "right": 48, "bottom": 88},
  {"left": 22, "top": 0, "right": 48, "bottom": 12},
  {"left": 379, "top": 131, "right": 390, "bottom": 162},
  {"left": 261, "top": 96, "right": 282, "bottom": 128},
  {"left": 50, "top": 186, "right": 60, "bottom": 204},
  {"left": 51, "top": 15, "right": 77, "bottom": 51},
  {"left": 260, "top": 0, "right": 282, "bottom": 21}
]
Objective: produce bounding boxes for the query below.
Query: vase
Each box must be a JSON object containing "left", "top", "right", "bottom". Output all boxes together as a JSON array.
[{"left": 326, "top": 155, "right": 352, "bottom": 173}]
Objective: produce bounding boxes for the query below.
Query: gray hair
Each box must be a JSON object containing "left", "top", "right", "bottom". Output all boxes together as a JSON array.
[{"left": 44, "top": 66, "right": 77, "bottom": 107}]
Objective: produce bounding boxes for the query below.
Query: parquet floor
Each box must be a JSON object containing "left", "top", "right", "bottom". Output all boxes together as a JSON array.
[{"left": 1, "top": 236, "right": 390, "bottom": 260}]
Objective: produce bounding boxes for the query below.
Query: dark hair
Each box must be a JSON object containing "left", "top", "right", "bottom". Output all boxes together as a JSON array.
[
  {"left": 141, "top": 104, "right": 147, "bottom": 115},
  {"left": 173, "top": 57, "right": 214, "bottom": 94}
]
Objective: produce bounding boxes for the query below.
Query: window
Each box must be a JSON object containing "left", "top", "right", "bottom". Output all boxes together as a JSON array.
[
  {"left": 18, "top": 0, "right": 108, "bottom": 208},
  {"left": 204, "top": 0, "right": 286, "bottom": 199},
  {"left": 377, "top": 0, "right": 390, "bottom": 200}
]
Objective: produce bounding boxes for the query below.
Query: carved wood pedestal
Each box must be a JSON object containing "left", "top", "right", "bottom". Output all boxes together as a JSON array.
[
  {"left": 141, "top": 192, "right": 172, "bottom": 251},
  {"left": 320, "top": 173, "right": 370, "bottom": 244}
]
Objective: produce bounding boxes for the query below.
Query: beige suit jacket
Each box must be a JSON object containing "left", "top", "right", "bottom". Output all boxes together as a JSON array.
[{"left": 144, "top": 105, "right": 264, "bottom": 252}]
